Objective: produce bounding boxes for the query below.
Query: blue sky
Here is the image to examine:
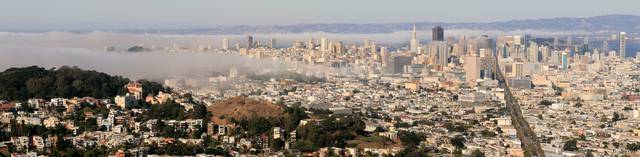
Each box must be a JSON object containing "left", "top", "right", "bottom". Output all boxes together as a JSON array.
[{"left": 1, "top": 0, "right": 639, "bottom": 30}]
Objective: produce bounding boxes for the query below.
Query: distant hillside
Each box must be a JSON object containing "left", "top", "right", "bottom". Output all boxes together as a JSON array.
[
  {"left": 111, "top": 14, "right": 640, "bottom": 35},
  {"left": 207, "top": 96, "right": 285, "bottom": 125}
]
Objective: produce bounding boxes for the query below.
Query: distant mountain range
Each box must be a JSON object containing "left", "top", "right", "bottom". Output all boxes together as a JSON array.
[{"left": 112, "top": 14, "right": 640, "bottom": 35}]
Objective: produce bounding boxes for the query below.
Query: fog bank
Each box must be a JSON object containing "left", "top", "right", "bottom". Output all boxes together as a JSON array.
[{"left": 0, "top": 45, "right": 285, "bottom": 80}]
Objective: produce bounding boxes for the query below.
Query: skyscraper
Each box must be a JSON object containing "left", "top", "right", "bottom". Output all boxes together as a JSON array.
[
  {"left": 307, "top": 38, "right": 314, "bottom": 50},
  {"left": 393, "top": 56, "right": 413, "bottom": 74},
  {"left": 269, "top": 38, "right": 276, "bottom": 49},
  {"left": 222, "top": 38, "right": 229, "bottom": 50},
  {"left": 432, "top": 26, "right": 444, "bottom": 41},
  {"left": 561, "top": 51, "right": 569, "bottom": 69},
  {"left": 429, "top": 42, "right": 448, "bottom": 66},
  {"left": 602, "top": 40, "right": 608, "bottom": 53},
  {"left": 553, "top": 37, "right": 559, "bottom": 50},
  {"left": 528, "top": 41, "right": 539, "bottom": 62},
  {"left": 464, "top": 55, "right": 481, "bottom": 83},
  {"left": 410, "top": 25, "right": 419, "bottom": 52},
  {"left": 620, "top": 32, "right": 626, "bottom": 58},
  {"left": 247, "top": 36, "right": 254, "bottom": 49},
  {"left": 370, "top": 41, "right": 376, "bottom": 54},
  {"left": 512, "top": 62, "right": 524, "bottom": 78},
  {"left": 380, "top": 46, "right": 388, "bottom": 66},
  {"left": 320, "top": 38, "right": 328, "bottom": 51}
]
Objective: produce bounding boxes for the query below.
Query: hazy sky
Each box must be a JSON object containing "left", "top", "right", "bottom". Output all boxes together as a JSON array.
[{"left": 1, "top": 0, "right": 639, "bottom": 30}]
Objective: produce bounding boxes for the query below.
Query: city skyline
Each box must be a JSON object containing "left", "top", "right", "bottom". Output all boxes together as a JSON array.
[{"left": 2, "top": 1, "right": 640, "bottom": 157}]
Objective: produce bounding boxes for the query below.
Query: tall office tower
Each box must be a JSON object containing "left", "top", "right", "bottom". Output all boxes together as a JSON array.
[
  {"left": 380, "top": 46, "right": 389, "bottom": 66},
  {"left": 432, "top": 26, "right": 444, "bottom": 41},
  {"left": 247, "top": 36, "right": 254, "bottom": 49},
  {"left": 602, "top": 40, "right": 609, "bottom": 53},
  {"left": 437, "top": 43, "right": 449, "bottom": 66},
  {"left": 512, "top": 62, "right": 524, "bottom": 78},
  {"left": 269, "top": 38, "right": 276, "bottom": 48},
  {"left": 222, "top": 38, "right": 229, "bottom": 50},
  {"left": 320, "top": 38, "right": 328, "bottom": 51},
  {"left": 453, "top": 36, "right": 467, "bottom": 56},
  {"left": 550, "top": 51, "right": 561, "bottom": 64},
  {"left": 592, "top": 50, "right": 600, "bottom": 62},
  {"left": 328, "top": 41, "right": 335, "bottom": 53},
  {"left": 566, "top": 36, "right": 573, "bottom": 48},
  {"left": 370, "top": 41, "right": 376, "bottom": 54},
  {"left": 528, "top": 41, "right": 539, "bottom": 62},
  {"left": 363, "top": 39, "right": 370, "bottom": 49},
  {"left": 561, "top": 52, "right": 569, "bottom": 69},
  {"left": 410, "top": 24, "right": 419, "bottom": 52},
  {"left": 477, "top": 35, "right": 492, "bottom": 50},
  {"left": 524, "top": 34, "right": 532, "bottom": 46},
  {"left": 620, "top": 32, "right": 626, "bottom": 59},
  {"left": 513, "top": 35, "right": 524, "bottom": 46},
  {"left": 553, "top": 37, "right": 559, "bottom": 50},
  {"left": 540, "top": 46, "right": 550, "bottom": 62},
  {"left": 336, "top": 41, "right": 344, "bottom": 54},
  {"left": 497, "top": 45, "right": 509, "bottom": 59},
  {"left": 393, "top": 56, "right": 413, "bottom": 74},
  {"left": 307, "top": 38, "right": 315, "bottom": 50},
  {"left": 428, "top": 42, "right": 448, "bottom": 66},
  {"left": 464, "top": 55, "right": 481, "bottom": 83}
]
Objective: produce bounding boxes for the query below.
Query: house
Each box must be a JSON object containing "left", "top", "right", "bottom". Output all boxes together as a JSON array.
[
  {"left": 114, "top": 94, "right": 137, "bottom": 109},
  {"left": 43, "top": 117, "right": 60, "bottom": 128},
  {"left": 125, "top": 82, "right": 143, "bottom": 100},
  {"left": 11, "top": 136, "right": 29, "bottom": 151},
  {"left": 32, "top": 136, "right": 45, "bottom": 151}
]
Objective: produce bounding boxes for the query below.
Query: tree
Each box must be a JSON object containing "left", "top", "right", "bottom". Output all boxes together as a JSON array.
[
  {"left": 480, "top": 130, "right": 496, "bottom": 138},
  {"left": 471, "top": 149, "right": 485, "bottom": 157},
  {"left": 612, "top": 112, "right": 621, "bottom": 122},
  {"left": 626, "top": 142, "right": 640, "bottom": 151},
  {"left": 398, "top": 131, "right": 425, "bottom": 146},
  {"left": 563, "top": 139, "right": 578, "bottom": 151},
  {"left": 450, "top": 135, "right": 465, "bottom": 149},
  {"left": 538, "top": 100, "right": 553, "bottom": 107},
  {"left": 0, "top": 66, "right": 132, "bottom": 100}
]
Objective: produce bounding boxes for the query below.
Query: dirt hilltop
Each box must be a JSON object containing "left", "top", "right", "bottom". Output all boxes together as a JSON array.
[{"left": 207, "top": 96, "right": 285, "bottom": 125}]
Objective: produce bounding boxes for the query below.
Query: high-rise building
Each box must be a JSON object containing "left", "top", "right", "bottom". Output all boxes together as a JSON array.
[
  {"left": 464, "top": 55, "right": 481, "bottom": 83},
  {"left": 561, "top": 51, "right": 569, "bottom": 69},
  {"left": 370, "top": 41, "right": 376, "bottom": 54},
  {"left": 247, "top": 36, "right": 254, "bottom": 49},
  {"left": 601, "top": 40, "right": 608, "bottom": 53},
  {"left": 393, "top": 56, "right": 413, "bottom": 74},
  {"left": 380, "top": 46, "right": 389, "bottom": 66},
  {"left": 477, "top": 35, "right": 492, "bottom": 50},
  {"left": 432, "top": 26, "right": 444, "bottom": 41},
  {"left": 528, "top": 41, "right": 539, "bottom": 62},
  {"left": 553, "top": 37, "right": 559, "bottom": 50},
  {"left": 410, "top": 25, "right": 419, "bottom": 52},
  {"left": 620, "top": 32, "right": 626, "bottom": 58},
  {"left": 320, "top": 38, "right": 328, "bottom": 52},
  {"left": 429, "top": 42, "right": 449, "bottom": 66},
  {"left": 222, "top": 38, "right": 229, "bottom": 50},
  {"left": 307, "top": 38, "right": 315, "bottom": 50},
  {"left": 269, "top": 38, "right": 276, "bottom": 49},
  {"left": 335, "top": 41, "right": 344, "bottom": 54},
  {"left": 512, "top": 62, "right": 524, "bottom": 78}
]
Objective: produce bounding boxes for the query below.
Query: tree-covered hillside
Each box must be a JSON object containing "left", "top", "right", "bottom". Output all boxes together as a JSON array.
[{"left": 0, "top": 66, "right": 136, "bottom": 100}]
